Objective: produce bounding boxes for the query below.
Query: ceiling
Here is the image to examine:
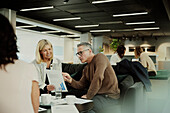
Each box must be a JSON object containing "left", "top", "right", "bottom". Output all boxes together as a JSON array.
[{"left": 1, "top": 0, "right": 170, "bottom": 38}]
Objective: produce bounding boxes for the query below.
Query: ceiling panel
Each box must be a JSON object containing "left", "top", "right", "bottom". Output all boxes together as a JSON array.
[{"left": 1, "top": 0, "right": 170, "bottom": 38}]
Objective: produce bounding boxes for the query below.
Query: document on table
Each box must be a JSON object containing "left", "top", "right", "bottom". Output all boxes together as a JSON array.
[
  {"left": 38, "top": 107, "right": 47, "bottom": 112},
  {"left": 51, "top": 105, "right": 79, "bottom": 113},
  {"left": 46, "top": 70, "right": 68, "bottom": 92},
  {"left": 75, "top": 98, "right": 93, "bottom": 104}
]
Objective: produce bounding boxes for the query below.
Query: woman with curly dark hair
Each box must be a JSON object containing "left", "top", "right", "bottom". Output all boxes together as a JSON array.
[
  {"left": 110, "top": 45, "right": 126, "bottom": 65},
  {"left": 0, "top": 14, "right": 39, "bottom": 113}
]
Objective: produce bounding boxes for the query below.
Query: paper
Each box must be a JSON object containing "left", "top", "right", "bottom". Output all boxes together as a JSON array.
[
  {"left": 52, "top": 105, "right": 79, "bottom": 113},
  {"left": 38, "top": 107, "right": 47, "bottom": 112},
  {"left": 75, "top": 98, "right": 93, "bottom": 104},
  {"left": 46, "top": 70, "right": 68, "bottom": 92},
  {"left": 51, "top": 98, "right": 67, "bottom": 105}
]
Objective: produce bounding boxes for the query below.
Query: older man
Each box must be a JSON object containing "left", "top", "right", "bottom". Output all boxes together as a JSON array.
[{"left": 63, "top": 42, "right": 120, "bottom": 113}]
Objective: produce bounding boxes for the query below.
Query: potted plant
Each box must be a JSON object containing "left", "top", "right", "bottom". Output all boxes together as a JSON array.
[{"left": 110, "top": 38, "right": 123, "bottom": 51}]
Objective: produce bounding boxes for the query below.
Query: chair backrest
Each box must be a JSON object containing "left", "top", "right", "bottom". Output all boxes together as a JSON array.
[
  {"left": 121, "top": 82, "right": 147, "bottom": 113},
  {"left": 119, "top": 75, "right": 134, "bottom": 102}
]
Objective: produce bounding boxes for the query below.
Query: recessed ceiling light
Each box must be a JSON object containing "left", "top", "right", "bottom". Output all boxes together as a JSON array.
[
  {"left": 90, "top": 30, "right": 111, "bottom": 32},
  {"left": 134, "top": 27, "right": 160, "bottom": 31},
  {"left": 53, "top": 17, "right": 81, "bottom": 21},
  {"left": 99, "top": 21, "right": 122, "bottom": 24},
  {"left": 75, "top": 24, "right": 99, "bottom": 28},
  {"left": 113, "top": 12, "right": 148, "bottom": 17},
  {"left": 125, "top": 21, "right": 155, "bottom": 25},
  {"left": 92, "top": 0, "right": 122, "bottom": 4},
  {"left": 41, "top": 31, "right": 61, "bottom": 33},
  {"left": 60, "top": 35, "right": 80, "bottom": 37},
  {"left": 16, "top": 25, "right": 37, "bottom": 29},
  {"left": 20, "top": 6, "right": 54, "bottom": 11}
]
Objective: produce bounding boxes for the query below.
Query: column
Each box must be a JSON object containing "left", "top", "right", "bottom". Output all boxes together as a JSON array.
[
  {"left": 93, "top": 36, "right": 104, "bottom": 54},
  {"left": 64, "top": 38, "right": 74, "bottom": 63},
  {"left": 80, "top": 32, "right": 92, "bottom": 43},
  {"left": 0, "top": 8, "right": 16, "bottom": 32}
]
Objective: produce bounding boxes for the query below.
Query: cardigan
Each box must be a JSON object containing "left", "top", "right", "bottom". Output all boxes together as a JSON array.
[{"left": 32, "top": 58, "right": 62, "bottom": 89}]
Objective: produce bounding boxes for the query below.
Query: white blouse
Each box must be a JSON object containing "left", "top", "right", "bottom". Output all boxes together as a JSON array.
[
  {"left": 0, "top": 60, "right": 38, "bottom": 113},
  {"left": 140, "top": 52, "right": 157, "bottom": 73},
  {"left": 110, "top": 53, "right": 121, "bottom": 65}
]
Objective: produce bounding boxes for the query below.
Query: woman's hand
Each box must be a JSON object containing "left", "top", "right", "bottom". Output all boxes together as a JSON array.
[
  {"left": 47, "top": 85, "right": 55, "bottom": 91},
  {"left": 62, "top": 72, "right": 72, "bottom": 83}
]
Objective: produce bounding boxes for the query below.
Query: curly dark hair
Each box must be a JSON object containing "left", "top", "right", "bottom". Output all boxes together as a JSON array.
[
  {"left": 116, "top": 45, "right": 126, "bottom": 58},
  {"left": 0, "top": 14, "right": 18, "bottom": 69}
]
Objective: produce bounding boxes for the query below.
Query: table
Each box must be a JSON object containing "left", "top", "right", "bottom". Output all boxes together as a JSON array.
[{"left": 39, "top": 100, "right": 94, "bottom": 113}]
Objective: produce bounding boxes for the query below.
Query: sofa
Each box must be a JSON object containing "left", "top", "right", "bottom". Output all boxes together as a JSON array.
[{"left": 62, "top": 63, "right": 148, "bottom": 113}]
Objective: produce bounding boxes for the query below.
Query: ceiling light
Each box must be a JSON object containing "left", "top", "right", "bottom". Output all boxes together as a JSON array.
[
  {"left": 16, "top": 25, "right": 37, "bottom": 29},
  {"left": 134, "top": 27, "right": 160, "bottom": 31},
  {"left": 99, "top": 21, "right": 122, "bottom": 24},
  {"left": 113, "top": 12, "right": 148, "bottom": 17},
  {"left": 53, "top": 17, "right": 81, "bottom": 21},
  {"left": 41, "top": 31, "right": 61, "bottom": 33},
  {"left": 92, "top": 0, "right": 122, "bottom": 4},
  {"left": 20, "top": 6, "right": 54, "bottom": 11},
  {"left": 90, "top": 30, "right": 111, "bottom": 32},
  {"left": 75, "top": 24, "right": 99, "bottom": 28},
  {"left": 60, "top": 35, "right": 80, "bottom": 37},
  {"left": 125, "top": 21, "right": 155, "bottom": 25}
]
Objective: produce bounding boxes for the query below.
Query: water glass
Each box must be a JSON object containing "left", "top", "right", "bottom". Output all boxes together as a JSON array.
[{"left": 55, "top": 87, "right": 62, "bottom": 99}]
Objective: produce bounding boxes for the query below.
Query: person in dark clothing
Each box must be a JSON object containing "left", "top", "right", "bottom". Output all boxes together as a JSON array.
[{"left": 113, "top": 59, "right": 152, "bottom": 91}]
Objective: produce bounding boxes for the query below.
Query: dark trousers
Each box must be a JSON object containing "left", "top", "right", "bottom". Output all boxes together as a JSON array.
[{"left": 87, "top": 95, "right": 119, "bottom": 113}]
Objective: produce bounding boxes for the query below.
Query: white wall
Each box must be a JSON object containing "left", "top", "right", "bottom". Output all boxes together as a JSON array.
[
  {"left": 16, "top": 29, "right": 64, "bottom": 63},
  {"left": 64, "top": 38, "right": 74, "bottom": 63}
]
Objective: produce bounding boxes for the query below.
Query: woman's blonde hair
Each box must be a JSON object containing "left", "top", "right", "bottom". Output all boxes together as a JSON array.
[
  {"left": 135, "top": 46, "right": 143, "bottom": 57},
  {"left": 35, "top": 39, "right": 53, "bottom": 64}
]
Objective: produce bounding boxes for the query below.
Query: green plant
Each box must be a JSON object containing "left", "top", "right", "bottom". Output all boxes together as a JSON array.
[
  {"left": 110, "top": 38, "right": 122, "bottom": 51},
  {"left": 98, "top": 46, "right": 104, "bottom": 53}
]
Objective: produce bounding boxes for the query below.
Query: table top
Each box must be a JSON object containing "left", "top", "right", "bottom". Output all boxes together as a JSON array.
[{"left": 39, "top": 98, "right": 94, "bottom": 113}]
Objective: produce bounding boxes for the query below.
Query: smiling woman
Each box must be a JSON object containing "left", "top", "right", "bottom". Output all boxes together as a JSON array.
[{"left": 32, "top": 39, "right": 62, "bottom": 95}]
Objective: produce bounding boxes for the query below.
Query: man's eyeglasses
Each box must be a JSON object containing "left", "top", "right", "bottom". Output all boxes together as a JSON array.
[{"left": 76, "top": 49, "right": 89, "bottom": 56}]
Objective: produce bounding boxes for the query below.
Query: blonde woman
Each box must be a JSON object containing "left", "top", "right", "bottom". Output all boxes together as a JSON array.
[
  {"left": 134, "top": 46, "right": 157, "bottom": 76},
  {"left": 32, "top": 39, "right": 62, "bottom": 95}
]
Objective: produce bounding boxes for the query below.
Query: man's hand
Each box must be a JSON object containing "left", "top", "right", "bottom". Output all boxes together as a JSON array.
[
  {"left": 47, "top": 85, "right": 55, "bottom": 91},
  {"left": 62, "top": 72, "right": 72, "bottom": 83}
]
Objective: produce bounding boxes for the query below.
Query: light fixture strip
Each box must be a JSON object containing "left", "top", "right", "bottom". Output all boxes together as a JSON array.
[
  {"left": 16, "top": 25, "right": 37, "bottom": 28},
  {"left": 20, "top": 6, "right": 54, "bottom": 11},
  {"left": 125, "top": 21, "right": 155, "bottom": 25},
  {"left": 60, "top": 35, "right": 80, "bottom": 37},
  {"left": 113, "top": 12, "right": 148, "bottom": 17},
  {"left": 134, "top": 27, "right": 160, "bottom": 31},
  {"left": 92, "top": 0, "right": 122, "bottom": 4},
  {"left": 90, "top": 30, "right": 111, "bottom": 32},
  {"left": 75, "top": 24, "right": 99, "bottom": 28},
  {"left": 53, "top": 17, "right": 81, "bottom": 21},
  {"left": 99, "top": 21, "right": 122, "bottom": 24},
  {"left": 41, "top": 31, "right": 61, "bottom": 33}
]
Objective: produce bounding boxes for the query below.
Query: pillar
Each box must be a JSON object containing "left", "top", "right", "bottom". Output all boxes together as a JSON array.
[{"left": 0, "top": 8, "right": 16, "bottom": 32}]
